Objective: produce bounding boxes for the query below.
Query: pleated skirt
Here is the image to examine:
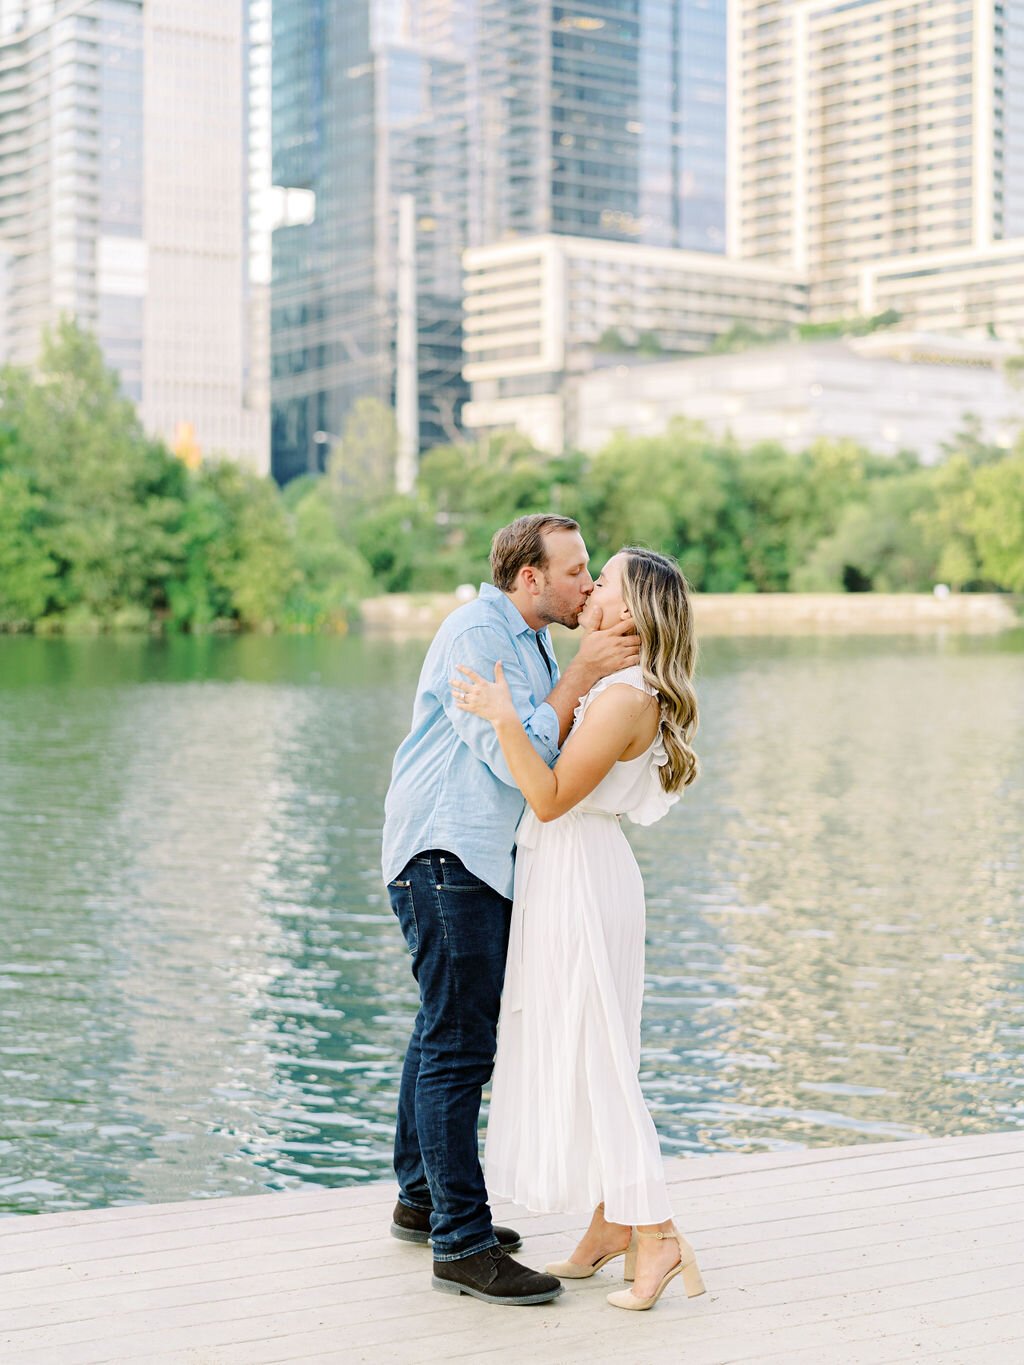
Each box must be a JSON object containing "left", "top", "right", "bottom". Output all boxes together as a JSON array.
[{"left": 484, "top": 807, "right": 673, "bottom": 1226}]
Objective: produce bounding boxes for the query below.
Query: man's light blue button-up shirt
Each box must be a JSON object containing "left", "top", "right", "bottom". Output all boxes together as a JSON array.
[{"left": 381, "top": 583, "right": 561, "bottom": 899}]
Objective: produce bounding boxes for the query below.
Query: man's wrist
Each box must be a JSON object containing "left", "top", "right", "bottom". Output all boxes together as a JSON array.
[{"left": 561, "top": 654, "right": 598, "bottom": 694}]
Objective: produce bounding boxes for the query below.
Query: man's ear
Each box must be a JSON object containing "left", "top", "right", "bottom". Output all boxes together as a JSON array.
[{"left": 519, "top": 565, "right": 542, "bottom": 596}]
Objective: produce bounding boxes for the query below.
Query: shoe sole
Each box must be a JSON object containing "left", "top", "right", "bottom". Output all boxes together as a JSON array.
[
  {"left": 432, "top": 1276, "right": 562, "bottom": 1306},
  {"left": 390, "top": 1222, "right": 429, "bottom": 1245},
  {"left": 391, "top": 1224, "right": 523, "bottom": 1253}
]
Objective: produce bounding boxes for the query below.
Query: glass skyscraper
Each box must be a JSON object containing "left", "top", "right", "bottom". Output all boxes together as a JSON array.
[
  {"left": 478, "top": 0, "right": 726, "bottom": 252},
  {"left": 270, "top": 0, "right": 727, "bottom": 483},
  {"left": 271, "top": 1, "right": 469, "bottom": 484},
  {"left": 0, "top": 0, "right": 267, "bottom": 469}
]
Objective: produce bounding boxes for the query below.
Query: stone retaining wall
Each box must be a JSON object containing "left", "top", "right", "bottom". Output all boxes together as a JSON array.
[{"left": 360, "top": 591, "right": 1020, "bottom": 636}]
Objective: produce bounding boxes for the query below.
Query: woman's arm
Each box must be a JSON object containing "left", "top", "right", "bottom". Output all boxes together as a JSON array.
[{"left": 452, "top": 662, "right": 658, "bottom": 822}]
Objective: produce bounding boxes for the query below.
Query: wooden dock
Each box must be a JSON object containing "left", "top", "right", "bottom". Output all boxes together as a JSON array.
[{"left": 2, "top": 1131, "right": 1023, "bottom": 1364}]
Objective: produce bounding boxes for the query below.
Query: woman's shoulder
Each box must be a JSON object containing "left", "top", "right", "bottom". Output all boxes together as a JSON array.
[{"left": 573, "top": 667, "right": 659, "bottom": 731}]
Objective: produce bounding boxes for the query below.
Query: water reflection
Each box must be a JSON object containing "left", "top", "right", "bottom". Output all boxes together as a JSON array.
[{"left": 0, "top": 631, "right": 1021, "bottom": 1215}]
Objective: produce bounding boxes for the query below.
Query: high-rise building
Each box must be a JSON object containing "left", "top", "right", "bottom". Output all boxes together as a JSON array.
[
  {"left": 729, "top": 0, "right": 1024, "bottom": 325},
  {"left": 270, "top": 0, "right": 469, "bottom": 484},
  {"left": 247, "top": 0, "right": 273, "bottom": 431},
  {"left": 478, "top": 0, "right": 727, "bottom": 253},
  {"left": 0, "top": 0, "right": 268, "bottom": 470},
  {"left": 464, "top": 0, "right": 1024, "bottom": 456},
  {"left": 270, "top": 0, "right": 729, "bottom": 483},
  {"left": 462, "top": 233, "right": 806, "bottom": 450}
]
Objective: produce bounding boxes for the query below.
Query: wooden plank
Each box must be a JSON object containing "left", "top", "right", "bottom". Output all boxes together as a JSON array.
[
  {"left": 749, "top": 1305, "right": 1024, "bottom": 1360},
  {"left": 5, "top": 1234, "right": 1022, "bottom": 1362},
  {"left": 584, "top": 1308, "right": 1024, "bottom": 1365},
  {"left": 6, "top": 1197, "right": 1020, "bottom": 1329},
  {"left": 2, "top": 1129, "right": 1018, "bottom": 1291},
  {"left": 3, "top": 1177, "right": 1020, "bottom": 1307},
  {"left": 11, "top": 1223, "right": 1021, "bottom": 1346},
  {"left": 345, "top": 1267, "right": 1024, "bottom": 1365},
  {"left": 5, "top": 1145, "right": 1022, "bottom": 1282},
  {"left": 2, "top": 1130, "right": 1017, "bottom": 1246},
  {"left": 1, "top": 1134, "right": 1022, "bottom": 1364},
  {"left": 3, "top": 1175, "right": 1022, "bottom": 1316},
  {"left": 6, "top": 1198, "right": 1021, "bottom": 1332}
]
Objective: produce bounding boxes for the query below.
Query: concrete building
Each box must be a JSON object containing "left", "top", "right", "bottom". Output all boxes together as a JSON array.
[
  {"left": 462, "top": 234, "right": 807, "bottom": 452},
  {"left": 728, "top": 0, "right": 1024, "bottom": 329},
  {"left": 0, "top": 0, "right": 268, "bottom": 471},
  {"left": 570, "top": 333, "right": 1024, "bottom": 461},
  {"left": 464, "top": 0, "right": 1024, "bottom": 455},
  {"left": 246, "top": 0, "right": 273, "bottom": 436},
  {"left": 860, "top": 239, "right": 1024, "bottom": 337},
  {"left": 268, "top": 0, "right": 731, "bottom": 484}
]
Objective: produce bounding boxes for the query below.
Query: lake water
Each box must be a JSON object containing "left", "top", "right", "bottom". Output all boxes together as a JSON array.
[{"left": 1, "top": 629, "right": 1022, "bottom": 1218}]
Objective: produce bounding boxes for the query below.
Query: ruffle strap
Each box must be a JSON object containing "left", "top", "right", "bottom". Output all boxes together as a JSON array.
[{"left": 625, "top": 730, "right": 680, "bottom": 826}]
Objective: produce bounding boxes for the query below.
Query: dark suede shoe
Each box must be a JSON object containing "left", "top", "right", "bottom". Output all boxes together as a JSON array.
[
  {"left": 390, "top": 1200, "right": 522, "bottom": 1252},
  {"left": 432, "top": 1245, "right": 562, "bottom": 1305}
]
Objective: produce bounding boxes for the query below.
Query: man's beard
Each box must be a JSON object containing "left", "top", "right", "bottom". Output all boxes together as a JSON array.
[{"left": 537, "top": 591, "right": 584, "bottom": 631}]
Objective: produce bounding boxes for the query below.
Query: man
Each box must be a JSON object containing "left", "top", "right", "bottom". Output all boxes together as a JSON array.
[{"left": 382, "top": 514, "right": 640, "bottom": 1306}]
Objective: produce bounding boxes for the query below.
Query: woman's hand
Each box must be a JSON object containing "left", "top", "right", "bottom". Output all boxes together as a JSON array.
[{"left": 451, "top": 661, "right": 519, "bottom": 727}]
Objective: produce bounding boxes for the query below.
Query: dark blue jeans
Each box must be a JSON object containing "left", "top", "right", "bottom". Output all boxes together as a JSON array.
[{"left": 388, "top": 850, "right": 512, "bottom": 1262}]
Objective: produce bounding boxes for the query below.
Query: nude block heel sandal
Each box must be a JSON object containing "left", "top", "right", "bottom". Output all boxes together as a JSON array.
[
  {"left": 607, "top": 1225, "right": 706, "bottom": 1311},
  {"left": 546, "top": 1228, "right": 636, "bottom": 1280},
  {"left": 545, "top": 1206, "right": 637, "bottom": 1279},
  {"left": 623, "top": 1230, "right": 638, "bottom": 1281}
]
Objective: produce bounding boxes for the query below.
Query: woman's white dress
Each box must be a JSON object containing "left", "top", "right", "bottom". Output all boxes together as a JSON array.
[{"left": 484, "top": 666, "right": 679, "bottom": 1226}]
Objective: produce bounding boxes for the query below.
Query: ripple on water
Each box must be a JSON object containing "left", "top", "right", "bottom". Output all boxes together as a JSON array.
[{"left": 0, "top": 632, "right": 1021, "bottom": 1215}]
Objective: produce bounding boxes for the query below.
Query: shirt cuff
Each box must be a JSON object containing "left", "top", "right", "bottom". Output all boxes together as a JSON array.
[{"left": 528, "top": 701, "right": 561, "bottom": 763}]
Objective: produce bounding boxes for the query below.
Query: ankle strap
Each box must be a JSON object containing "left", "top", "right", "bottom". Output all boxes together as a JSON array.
[{"left": 637, "top": 1228, "right": 678, "bottom": 1240}]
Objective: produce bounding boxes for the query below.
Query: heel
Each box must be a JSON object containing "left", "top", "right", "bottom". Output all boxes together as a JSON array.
[
  {"left": 623, "top": 1231, "right": 638, "bottom": 1281},
  {"left": 681, "top": 1259, "right": 706, "bottom": 1298},
  {"left": 431, "top": 1276, "right": 463, "bottom": 1296}
]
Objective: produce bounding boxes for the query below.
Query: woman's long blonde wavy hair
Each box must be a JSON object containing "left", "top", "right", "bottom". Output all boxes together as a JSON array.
[{"left": 619, "top": 547, "right": 699, "bottom": 793}]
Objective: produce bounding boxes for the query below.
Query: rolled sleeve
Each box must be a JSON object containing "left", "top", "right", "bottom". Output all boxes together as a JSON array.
[
  {"left": 528, "top": 699, "right": 560, "bottom": 760},
  {"left": 443, "top": 626, "right": 559, "bottom": 787}
]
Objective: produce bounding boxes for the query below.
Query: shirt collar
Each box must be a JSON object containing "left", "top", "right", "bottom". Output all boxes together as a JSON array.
[{"left": 478, "top": 582, "right": 544, "bottom": 639}]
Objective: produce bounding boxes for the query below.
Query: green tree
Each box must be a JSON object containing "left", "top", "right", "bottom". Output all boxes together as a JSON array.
[
  {"left": 586, "top": 422, "right": 732, "bottom": 588},
  {"left": 0, "top": 469, "right": 59, "bottom": 624},
  {"left": 596, "top": 326, "right": 628, "bottom": 353},
  {"left": 709, "top": 320, "right": 788, "bottom": 354},
  {"left": 794, "top": 472, "right": 939, "bottom": 592},
  {"left": 969, "top": 453, "right": 1024, "bottom": 591},
  {"left": 350, "top": 494, "right": 438, "bottom": 593},
  {"left": 168, "top": 460, "right": 300, "bottom": 630},
  {"left": 726, "top": 442, "right": 828, "bottom": 592},
  {"left": 287, "top": 481, "right": 374, "bottom": 628},
  {"left": 0, "top": 320, "right": 188, "bottom": 627},
  {"left": 938, "top": 413, "right": 1008, "bottom": 468},
  {"left": 636, "top": 331, "right": 663, "bottom": 357},
  {"left": 919, "top": 454, "right": 983, "bottom": 590},
  {"left": 327, "top": 397, "right": 398, "bottom": 506}
]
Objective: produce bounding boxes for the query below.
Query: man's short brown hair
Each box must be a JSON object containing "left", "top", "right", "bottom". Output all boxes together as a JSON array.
[{"left": 490, "top": 514, "right": 581, "bottom": 592}]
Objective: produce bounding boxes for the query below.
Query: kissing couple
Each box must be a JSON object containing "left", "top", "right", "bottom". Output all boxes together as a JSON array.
[{"left": 381, "top": 514, "right": 704, "bottom": 1312}]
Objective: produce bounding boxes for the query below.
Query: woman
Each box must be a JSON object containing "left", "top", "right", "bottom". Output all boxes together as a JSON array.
[{"left": 450, "top": 545, "right": 705, "bottom": 1312}]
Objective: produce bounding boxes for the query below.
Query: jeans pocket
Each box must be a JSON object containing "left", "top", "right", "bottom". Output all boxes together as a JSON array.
[
  {"left": 436, "top": 855, "right": 483, "bottom": 892},
  {"left": 388, "top": 879, "right": 419, "bottom": 955}
]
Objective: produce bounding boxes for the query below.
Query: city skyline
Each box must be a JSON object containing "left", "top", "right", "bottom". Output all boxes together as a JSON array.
[
  {"left": 0, "top": 0, "right": 268, "bottom": 471},
  {"left": 0, "top": 1, "right": 1021, "bottom": 478},
  {"left": 267, "top": 0, "right": 730, "bottom": 484}
]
